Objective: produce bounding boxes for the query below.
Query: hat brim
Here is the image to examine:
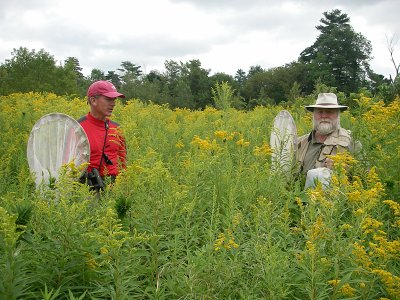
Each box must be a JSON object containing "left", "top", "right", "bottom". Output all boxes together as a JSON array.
[
  {"left": 305, "top": 105, "right": 347, "bottom": 112},
  {"left": 103, "top": 91, "right": 126, "bottom": 98}
]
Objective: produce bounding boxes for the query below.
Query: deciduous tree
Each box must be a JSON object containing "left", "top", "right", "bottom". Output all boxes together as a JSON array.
[
  {"left": 184, "top": 59, "right": 212, "bottom": 109},
  {"left": 0, "top": 47, "right": 78, "bottom": 95},
  {"left": 89, "top": 68, "right": 106, "bottom": 82}
]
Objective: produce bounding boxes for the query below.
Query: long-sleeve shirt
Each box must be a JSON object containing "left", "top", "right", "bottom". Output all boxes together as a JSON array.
[{"left": 78, "top": 113, "right": 126, "bottom": 177}]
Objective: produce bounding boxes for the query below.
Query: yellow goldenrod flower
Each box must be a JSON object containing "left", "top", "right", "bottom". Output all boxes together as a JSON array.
[
  {"left": 175, "top": 140, "right": 185, "bottom": 149},
  {"left": 372, "top": 269, "right": 400, "bottom": 299},
  {"left": 214, "top": 229, "right": 239, "bottom": 251},
  {"left": 295, "top": 252, "right": 304, "bottom": 262},
  {"left": 226, "top": 131, "right": 239, "bottom": 141},
  {"left": 236, "top": 138, "right": 250, "bottom": 147},
  {"left": 85, "top": 253, "right": 99, "bottom": 269},
  {"left": 328, "top": 279, "right": 340, "bottom": 286},
  {"left": 327, "top": 151, "right": 357, "bottom": 169},
  {"left": 191, "top": 135, "right": 221, "bottom": 152},
  {"left": 346, "top": 190, "right": 362, "bottom": 203},
  {"left": 330, "top": 174, "right": 340, "bottom": 186},
  {"left": 214, "top": 232, "right": 225, "bottom": 252},
  {"left": 320, "top": 257, "right": 330, "bottom": 266},
  {"left": 214, "top": 130, "right": 228, "bottom": 139},
  {"left": 253, "top": 143, "right": 272, "bottom": 157},
  {"left": 362, "top": 217, "right": 383, "bottom": 235},
  {"left": 308, "top": 216, "right": 331, "bottom": 241},
  {"left": 352, "top": 242, "right": 372, "bottom": 270},
  {"left": 340, "top": 283, "right": 356, "bottom": 297},
  {"left": 290, "top": 227, "right": 302, "bottom": 234},
  {"left": 295, "top": 197, "right": 303, "bottom": 209},
  {"left": 306, "top": 241, "right": 316, "bottom": 254},
  {"left": 383, "top": 200, "right": 400, "bottom": 216},
  {"left": 340, "top": 223, "right": 353, "bottom": 230},
  {"left": 227, "top": 238, "right": 239, "bottom": 249},
  {"left": 354, "top": 208, "right": 365, "bottom": 216}
]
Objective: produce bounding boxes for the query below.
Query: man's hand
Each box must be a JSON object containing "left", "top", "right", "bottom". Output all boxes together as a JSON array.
[{"left": 324, "top": 158, "right": 334, "bottom": 169}]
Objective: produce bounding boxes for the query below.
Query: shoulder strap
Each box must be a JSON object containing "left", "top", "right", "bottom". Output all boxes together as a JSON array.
[{"left": 98, "top": 120, "right": 110, "bottom": 171}]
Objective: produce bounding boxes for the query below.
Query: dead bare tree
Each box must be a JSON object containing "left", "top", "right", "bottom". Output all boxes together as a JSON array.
[{"left": 386, "top": 33, "right": 400, "bottom": 82}]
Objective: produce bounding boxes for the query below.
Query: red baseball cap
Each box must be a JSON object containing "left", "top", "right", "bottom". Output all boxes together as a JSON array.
[{"left": 87, "top": 80, "right": 125, "bottom": 98}]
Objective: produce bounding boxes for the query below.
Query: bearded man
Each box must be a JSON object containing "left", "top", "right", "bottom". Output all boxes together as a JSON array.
[{"left": 296, "top": 93, "right": 359, "bottom": 174}]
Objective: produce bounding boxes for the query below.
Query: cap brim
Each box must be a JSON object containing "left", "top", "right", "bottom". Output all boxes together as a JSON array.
[
  {"left": 305, "top": 105, "right": 347, "bottom": 112},
  {"left": 103, "top": 92, "right": 126, "bottom": 98}
]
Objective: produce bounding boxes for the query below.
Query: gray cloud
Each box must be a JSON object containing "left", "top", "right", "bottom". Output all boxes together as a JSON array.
[
  {"left": 56, "top": 33, "right": 221, "bottom": 73},
  {"left": 1, "top": 0, "right": 399, "bottom": 77},
  {"left": 170, "top": 0, "right": 387, "bottom": 9},
  {"left": 0, "top": 0, "right": 52, "bottom": 18}
]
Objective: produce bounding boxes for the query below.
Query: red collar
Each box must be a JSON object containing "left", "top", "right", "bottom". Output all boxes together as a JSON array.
[{"left": 87, "top": 112, "right": 109, "bottom": 128}]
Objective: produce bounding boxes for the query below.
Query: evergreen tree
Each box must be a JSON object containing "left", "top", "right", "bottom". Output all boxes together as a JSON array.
[
  {"left": 299, "top": 9, "right": 372, "bottom": 94},
  {"left": 105, "top": 71, "right": 121, "bottom": 88},
  {"left": 64, "top": 57, "right": 88, "bottom": 96},
  {"left": 64, "top": 57, "right": 84, "bottom": 79},
  {"left": 118, "top": 61, "right": 142, "bottom": 84},
  {"left": 234, "top": 69, "right": 247, "bottom": 88}
]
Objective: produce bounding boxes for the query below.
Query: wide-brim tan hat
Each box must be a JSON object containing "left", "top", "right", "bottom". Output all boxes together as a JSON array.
[{"left": 305, "top": 93, "right": 348, "bottom": 111}]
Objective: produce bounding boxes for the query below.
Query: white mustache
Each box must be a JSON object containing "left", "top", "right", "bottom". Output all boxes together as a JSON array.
[
  {"left": 318, "top": 118, "right": 332, "bottom": 123},
  {"left": 313, "top": 116, "right": 340, "bottom": 135}
]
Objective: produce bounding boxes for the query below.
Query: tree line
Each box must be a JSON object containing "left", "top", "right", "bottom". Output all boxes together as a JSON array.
[{"left": 1, "top": 9, "right": 399, "bottom": 109}]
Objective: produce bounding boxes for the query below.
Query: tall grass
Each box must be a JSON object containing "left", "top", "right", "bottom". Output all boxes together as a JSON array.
[{"left": 0, "top": 93, "right": 399, "bottom": 299}]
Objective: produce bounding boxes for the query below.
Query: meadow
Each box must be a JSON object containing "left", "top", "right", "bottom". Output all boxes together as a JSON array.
[{"left": 0, "top": 92, "right": 399, "bottom": 299}]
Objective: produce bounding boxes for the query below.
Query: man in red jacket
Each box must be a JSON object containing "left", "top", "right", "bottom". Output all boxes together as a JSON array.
[{"left": 78, "top": 80, "right": 126, "bottom": 189}]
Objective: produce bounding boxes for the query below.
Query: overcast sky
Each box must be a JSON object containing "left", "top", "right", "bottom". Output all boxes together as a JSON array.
[{"left": 1, "top": 0, "right": 399, "bottom": 79}]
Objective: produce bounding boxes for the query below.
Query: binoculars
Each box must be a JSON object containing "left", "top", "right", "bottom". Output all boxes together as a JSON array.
[{"left": 86, "top": 168, "right": 104, "bottom": 191}]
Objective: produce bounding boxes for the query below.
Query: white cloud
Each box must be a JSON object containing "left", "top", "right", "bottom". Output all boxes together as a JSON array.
[{"left": 0, "top": 0, "right": 399, "bottom": 79}]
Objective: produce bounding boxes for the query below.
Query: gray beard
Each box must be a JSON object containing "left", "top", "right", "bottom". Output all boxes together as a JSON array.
[
  {"left": 313, "top": 117, "right": 340, "bottom": 135},
  {"left": 317, "top": 122, "right": 336, "bottom": 135}
]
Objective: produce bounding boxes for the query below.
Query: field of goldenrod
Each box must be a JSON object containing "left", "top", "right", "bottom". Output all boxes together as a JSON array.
[{"left": 0, "top": 93, "right": 399, "bottom": 299}]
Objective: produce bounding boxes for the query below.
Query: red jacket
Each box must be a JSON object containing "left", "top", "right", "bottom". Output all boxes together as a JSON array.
[{"left": 78, "top": 113, "right": 126, "bottom": 177}]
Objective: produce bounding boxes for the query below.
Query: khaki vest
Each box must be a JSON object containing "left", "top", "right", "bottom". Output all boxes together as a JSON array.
[{"left": 297, "top": 127, "right": 352, "bottom": 172}]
